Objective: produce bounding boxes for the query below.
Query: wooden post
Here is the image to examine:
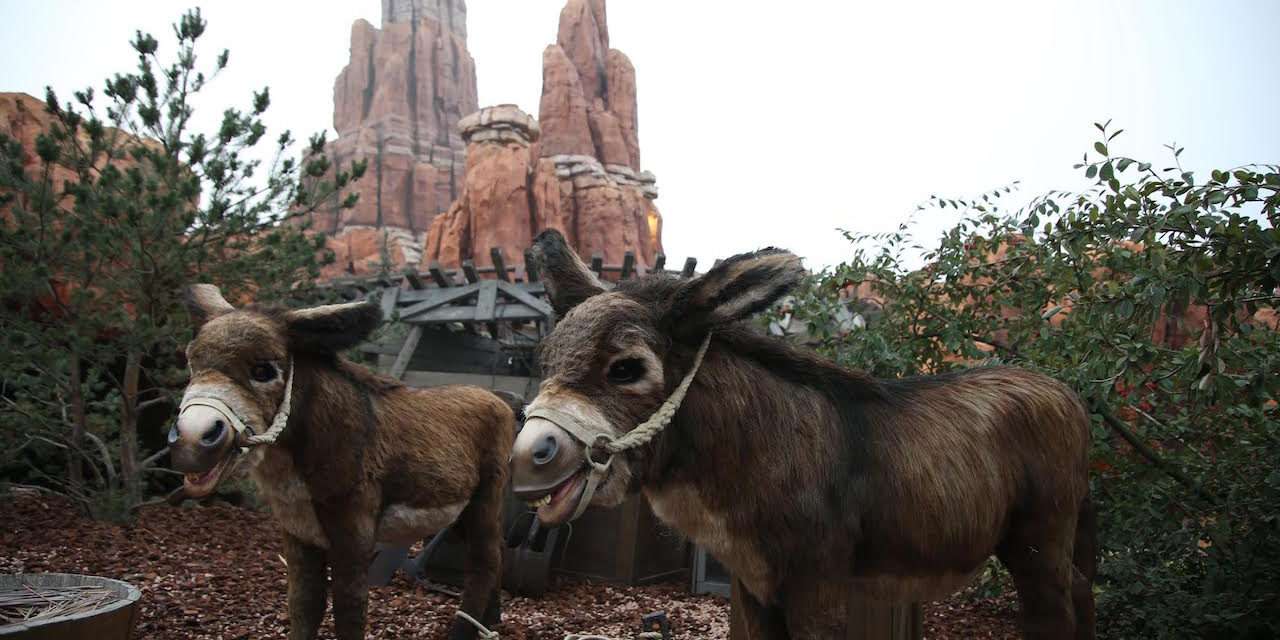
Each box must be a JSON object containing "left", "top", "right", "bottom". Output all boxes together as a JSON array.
[
  {"left": 681, "top": 257, "right": 698, "bottom": 278},
  {"left": 590, "top": 254, "right": 604, "bottom": 277},
  {"left": 620, "top": 252, "right": 635, "bottom": 280},
  {"left": 462, "top": 260, "right": 481, "bottom": 284},
  {"left": 524, "top": 248, "right": 540, "bottom": 282},
  {"left": 404, "top": 271, "right": 425, "bottom": 290},
  {"left": 491, "top": 248, "right": 511, "bottom": 282},
  {"left": 429, "top": 262, "right": 452, "bottom": 288},
  {"left": 652, "top": 253, "right": 666, "bottom": 274}
]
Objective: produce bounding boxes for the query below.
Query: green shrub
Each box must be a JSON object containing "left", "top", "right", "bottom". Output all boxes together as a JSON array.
[{"left": 788, "top": 125, "right": 1280, "bottom": 638}]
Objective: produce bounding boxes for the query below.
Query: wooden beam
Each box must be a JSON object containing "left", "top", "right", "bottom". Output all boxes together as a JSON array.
[
  {"left": 524, "top": 248, "right": 540, "bottom": 282},
  {"left": 681, "top": 257, "right": 698, "bottom": 278},
  {"left": 429, "top": 262, "right": 452, "bottom": 288},
  {"left": 590, "top": 254, "right": 604, "bottom": 277},
  {"left": 496, "top": 280, "right": 553, "bottom": 318},
  {"left": 491, "top": 248, "right": 510, "bottom": 282},
  {"left": 397, "top": 284, "right": 480, "bottom": 320},
  {"left": 620, "top": 252, "right": 635, "bottom": 280},
  {"left": 653, "top": 253, "right": 666, "bottom": 273},
  {"left": 402, "top": 305, "right": 546, "bottom": 324},
  {"left": 379, "top": 286, "right": 400, "bottom": 321},
  {"left": 462, "top": 260, "right": 480, "bottom": 284},
  {"left": 388, "top": 325, "right": 424, "bottom": 380}
]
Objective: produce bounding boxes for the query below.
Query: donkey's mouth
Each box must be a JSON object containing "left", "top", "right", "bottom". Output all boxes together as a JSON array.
[
  {"left": 182, "top": 454, "right": 235, "bottom": 498},
  {"left": 522, "top": 471, "right": 587, "bottom": 526}
]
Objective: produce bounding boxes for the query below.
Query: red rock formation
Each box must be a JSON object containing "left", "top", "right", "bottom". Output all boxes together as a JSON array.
[
  {"left": 304, "top": 0, "right": 477, "bottom": 278},
  {"left": 540, "top": 0, "right": 640, "bottom": 171},
  {"left": 422, "top": 0, "right": 662, "bottom": 275}
]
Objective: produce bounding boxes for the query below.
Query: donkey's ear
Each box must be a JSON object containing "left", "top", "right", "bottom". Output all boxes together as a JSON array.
[
  {"left": 528, "top": 228, "right": 605, "bottom": 317},
  {"left": 668, "top": 248, "right": 804, "bottom": 332},
  {"left": 185, "top": 284, "right": 235, "bottom": 329},
  {"left": 284, "top": 301, "right": 382, "bottom": 353}
]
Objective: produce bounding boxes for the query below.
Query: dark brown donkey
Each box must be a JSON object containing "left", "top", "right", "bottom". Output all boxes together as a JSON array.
[
  {"left": 511, "top": 230, "right": 1095, "bottom": 639},
  {"left": 171, "top": 286, "right": 513, "bottom": 640}
]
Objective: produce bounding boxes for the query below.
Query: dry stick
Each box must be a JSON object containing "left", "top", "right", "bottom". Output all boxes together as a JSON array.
[{"left": 1094, "top": 403, "right": 1217, "bottom": 506}]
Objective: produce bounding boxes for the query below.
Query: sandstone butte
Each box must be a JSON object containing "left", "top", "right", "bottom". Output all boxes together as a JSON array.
[
  {"left": 423, "top": 0, "right": 662, "bottom": 276},
  {"left": 295, "top": 0, "right": 477, "bottom": 279},
  {"left": 0, "top": 91, "right": 160, "bottom": 315}
]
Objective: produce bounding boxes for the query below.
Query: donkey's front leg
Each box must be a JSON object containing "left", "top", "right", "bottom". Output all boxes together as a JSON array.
[
  {"left": 732, "top": 580, "right": 789, "bottom": 640},
  {"left": 448, "top": 465, "right": 505, "bottom": 640},
  {"left": 284, "top": 532, "right": 328, "bottom": 640},
  {"left": 317, "top": 502, "right": 377, "bottom": 640}
]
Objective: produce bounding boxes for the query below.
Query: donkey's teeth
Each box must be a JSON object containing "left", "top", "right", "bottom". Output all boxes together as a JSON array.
[{"left": 527, "top": 494, "right": 552, "bottom": 508}]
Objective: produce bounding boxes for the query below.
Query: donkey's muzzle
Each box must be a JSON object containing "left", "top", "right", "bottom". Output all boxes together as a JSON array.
[
  {"left": 170, "top": 404, "right": 236, "bottom": 474},
  {"left": 511, "top": 416, "right": 583, "bottom": 497}
]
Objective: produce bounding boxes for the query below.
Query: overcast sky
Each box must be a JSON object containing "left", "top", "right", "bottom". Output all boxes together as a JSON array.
[{"left": 2, "top": 1, "right": 1278, "bottom": 269}]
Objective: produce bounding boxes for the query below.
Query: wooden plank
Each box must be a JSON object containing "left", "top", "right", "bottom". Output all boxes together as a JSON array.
[
  {"left": 473, "top": 280, "right": 499, "bottom": 321},
  {"left": 491, "top": 248, "right": 510, "bottom": 282},
  {"left": 379, "top": 286, "right": 400, "bottom": 321},
  {"left": 397, "top": 284, "right": 479, "bottom": 320},
  {"left": 652, "top": 253, "right": 666, "bottom": 273},
  {"left": 620, "top": 252, "right": 635, "bottom": 280},
  {"left": 462, "top": 260, "right": 480, "bottom": 283},
  {"left": 389, "top": 325, "right": 424, "bottom": 380},
  {"left": 497, "top": 281, "right": 553, "bottom": 317},
  {"left": 524, "top": 248, "right": 539, "bottom": 282},
  {"left": 590, "top": 254, "right": 604, "bottom": 276},
  {"left": 681, "top": 257, "right": 698, "bottom": 278},
  {"left": 429, "top": 262, "right": 452, "bottom": 288},
  {"left": 406, "top": 305, "right": 546, "bottom": 324}
]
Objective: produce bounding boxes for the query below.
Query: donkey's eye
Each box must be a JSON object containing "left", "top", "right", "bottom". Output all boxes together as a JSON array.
[
  {"left": 250, "top": 363, "right": 277, "bottom": 383},
  {"left": 607, "top": 358, "right": 646, "bottom": 385}
]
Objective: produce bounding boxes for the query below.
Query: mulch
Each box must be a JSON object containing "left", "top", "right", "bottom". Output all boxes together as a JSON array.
[{"left": 0, "top": 493, "right": 1018, "bottom": 638}]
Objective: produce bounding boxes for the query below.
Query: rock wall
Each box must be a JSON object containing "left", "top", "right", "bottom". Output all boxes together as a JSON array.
[
  {"left": 422, "top": 0, "right": 662, "bottom": 274},
  {"left": 305, "top": 0, "right": 477, "bottom": 278}
]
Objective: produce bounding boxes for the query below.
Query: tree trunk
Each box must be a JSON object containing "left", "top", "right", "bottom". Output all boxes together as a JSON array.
[
  {"left": 67, "top": 352, "right": 87, "bottom": 495},
  {"left": 119, "top": 350, "right": 142, "bottom": 506}
]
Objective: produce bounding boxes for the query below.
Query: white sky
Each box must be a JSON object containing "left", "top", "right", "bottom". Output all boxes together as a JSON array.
[{"left": 2, "top": 1, "right": 1278, "bottom": 270}]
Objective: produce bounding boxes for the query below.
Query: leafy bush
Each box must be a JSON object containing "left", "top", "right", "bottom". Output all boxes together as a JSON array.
[
  {"left": 0, "top": 9, "right": 363, "bottom": 514},
  {"left": 787, "top": 124, "right": 1280, "bottom": 638}
]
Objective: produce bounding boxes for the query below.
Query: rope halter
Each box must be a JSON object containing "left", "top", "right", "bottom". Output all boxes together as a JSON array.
[
  {"left": 455, "top": 610, "right": 499, "bottom": 639},
  {"left": 523, "top": 332, "right": 713, "bottom": 521},
  {"left": 177, "top": 360, "right": 296, "bottom": 450}
]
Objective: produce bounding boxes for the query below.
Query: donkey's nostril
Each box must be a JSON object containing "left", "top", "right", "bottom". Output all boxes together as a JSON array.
[
  {"left": 200, "top": 420, "right": 226, "bottom": 446},
  {"left": 532, "top": 434, "right": 558, "bottom": 465}
]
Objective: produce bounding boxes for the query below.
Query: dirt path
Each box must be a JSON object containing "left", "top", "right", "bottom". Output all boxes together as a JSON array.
[{"left": 0, "top": 494, "right": 1017, "bottom": 638}]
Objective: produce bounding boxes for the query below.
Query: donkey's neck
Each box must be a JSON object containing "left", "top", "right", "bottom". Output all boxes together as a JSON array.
[{"left": 641, "top": 328, "right": 885, "bottom": 600}]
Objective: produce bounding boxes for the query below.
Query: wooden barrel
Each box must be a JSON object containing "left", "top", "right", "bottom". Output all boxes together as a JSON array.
[
  {"left": 729, "top": 580, "right": 922, "bottom": 640},
  {"left": 0, "top": 574, "right": 140, "bottom": 640}
]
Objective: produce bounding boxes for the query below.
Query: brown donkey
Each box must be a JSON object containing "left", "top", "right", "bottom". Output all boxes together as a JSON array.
[
  {"left": 511, "top": 230, "right": 1095, "bottom": 639},
  {"left": 171, "top": 286, "right": 513, "bottom": 640}
]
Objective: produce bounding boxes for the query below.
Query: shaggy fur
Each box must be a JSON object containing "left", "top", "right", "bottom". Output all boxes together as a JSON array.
[
  {"left": 521, "top": 230, "right": 1095, "bottom": 640},
  {"left": 176, "top": 289, "right": 513, "bottom": 640}
]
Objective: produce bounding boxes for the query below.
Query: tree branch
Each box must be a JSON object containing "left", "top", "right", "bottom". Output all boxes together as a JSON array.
[{"left": 1094, "top": 403, "right": 1217, "bottom": 505}]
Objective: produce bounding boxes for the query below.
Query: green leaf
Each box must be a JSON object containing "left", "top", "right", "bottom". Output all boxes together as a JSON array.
[
  {"left": 1095, "top": 142, "right": 1109, "bottom": 156},
  {"left": 1117, "top": 299, "right": 1135, "bottom": 319}
]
